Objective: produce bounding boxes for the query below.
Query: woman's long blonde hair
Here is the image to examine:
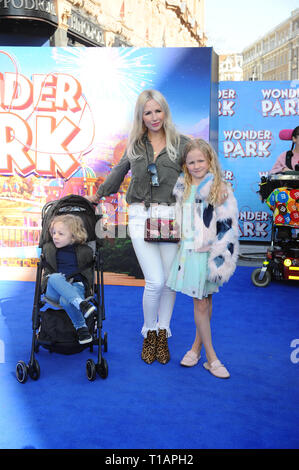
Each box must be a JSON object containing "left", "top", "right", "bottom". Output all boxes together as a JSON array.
[
  {"left": 126, "top": 89, "right": 180, "bottom": 162},
  {"left": 182, "top": 139, "right": 223, "bottom": 206},
  {"left": 49, "top": 214, "right": 88, "bottom": 245}
]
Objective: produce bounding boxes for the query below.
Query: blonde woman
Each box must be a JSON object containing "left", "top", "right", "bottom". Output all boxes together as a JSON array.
[
  {"left": 167, "top": 139, "right": 239, "bottom": 378},
  {"left": 88, "top": 89, "right": 190, "bottom": 365},
  {"left": 42, "top": 214, "right": 96, "bottom": 345},
  {"left": 88, "top": 91, "right": 228, "bottom": 365}
]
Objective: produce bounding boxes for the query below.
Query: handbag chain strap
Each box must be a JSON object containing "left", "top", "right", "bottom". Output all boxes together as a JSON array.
[{"left": 144, "top": 138, "right": 153, "bottom": 210}]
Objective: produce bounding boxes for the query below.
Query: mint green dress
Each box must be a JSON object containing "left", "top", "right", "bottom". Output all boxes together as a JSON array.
[{"left": 167, "top": 186, "right": 219, "bottom": 299}]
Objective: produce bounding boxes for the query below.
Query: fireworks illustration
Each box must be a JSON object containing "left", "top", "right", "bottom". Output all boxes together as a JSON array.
[{"left": 51, "top": 47, "right": 156, "bottom": 135}]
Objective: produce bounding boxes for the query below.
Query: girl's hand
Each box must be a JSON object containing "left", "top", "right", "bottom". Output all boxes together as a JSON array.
[{"left": 219, "top": 181, "right": 229, "bottom": 204}]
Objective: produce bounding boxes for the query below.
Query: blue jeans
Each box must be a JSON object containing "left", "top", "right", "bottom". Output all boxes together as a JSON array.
[{"left": 45, "top": 273, "right": 86, "bottom": 330}]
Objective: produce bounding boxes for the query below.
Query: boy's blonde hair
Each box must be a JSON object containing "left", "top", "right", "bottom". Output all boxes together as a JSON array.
[
  {"left": 126, "top": 89, "right": 180, "bottom": 162},
  {"left": 182, "top": 139, "right": 223, "bottom": 206},
  {"left": 49, "top": 214, "right": 88, "bottom": 245}
]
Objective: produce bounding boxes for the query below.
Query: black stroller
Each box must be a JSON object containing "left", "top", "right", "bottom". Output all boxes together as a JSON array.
[{"left": 16, "top": 195, "right": 108, "bottom": 382}]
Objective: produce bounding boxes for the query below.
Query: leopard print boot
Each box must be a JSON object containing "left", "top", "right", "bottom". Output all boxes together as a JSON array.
[
  {"left": 156, "top": 328, "right": 170, "bottom": 364},
  {"left": 141, "top": 330, "right": 157, "bottom": 364}
]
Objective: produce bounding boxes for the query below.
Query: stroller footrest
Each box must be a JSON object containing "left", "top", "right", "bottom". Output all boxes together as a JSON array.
[{"left": 43, "top": 296, "right": 61, "bottom": 309}]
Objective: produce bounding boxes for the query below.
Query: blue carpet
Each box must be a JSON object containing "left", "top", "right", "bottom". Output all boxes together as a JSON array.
[{"left": 0, "top": 266, "right": 298, "bottom": 450}]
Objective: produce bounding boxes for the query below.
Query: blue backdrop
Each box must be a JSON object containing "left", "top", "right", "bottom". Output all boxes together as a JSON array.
[{"left": 219, "top": 80, "right": 298, "bottom": 241}]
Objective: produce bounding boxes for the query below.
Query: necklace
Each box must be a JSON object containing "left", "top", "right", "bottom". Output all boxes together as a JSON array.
[
  {"left": 148, "top": 131, "right": 166, "bottom": 158},
  {"left": 151, "top": 139, "right": 166, "bottom": 156}
]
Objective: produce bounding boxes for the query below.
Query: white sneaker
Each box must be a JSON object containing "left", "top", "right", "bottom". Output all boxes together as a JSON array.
[{"left": 80, "top": 300, "right": 96, "bottom": 319}]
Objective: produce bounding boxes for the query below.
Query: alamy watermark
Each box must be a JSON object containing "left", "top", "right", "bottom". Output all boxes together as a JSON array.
[
  {"left": 0, "top": 337, "right": 298, "bottom": 365},
  {"left": 290, "top": 339, "right": 299, "bottom": 364},
  {"left": 95, "top": 200, "right": 202, "bottom": 245}
]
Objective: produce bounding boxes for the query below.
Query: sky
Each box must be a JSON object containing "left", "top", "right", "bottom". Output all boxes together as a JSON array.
[{"left": 205, "top": 0, "right": 299, "bottom": 54}]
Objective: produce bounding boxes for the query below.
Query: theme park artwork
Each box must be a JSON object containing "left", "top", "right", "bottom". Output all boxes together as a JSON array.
[
  {"left": 0, "top": 47, "right": 216, "bottom": 280},
  {"left": 2, "top": 46, "right": 297, "bottom": 282},
  {"left": 219, "top": 80, "right": 298, "bottom": 241}
]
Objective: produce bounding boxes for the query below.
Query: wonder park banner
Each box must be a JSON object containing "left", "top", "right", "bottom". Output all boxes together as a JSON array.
[
  {"left": 219, "top": 80, "right": 298, "bottom": 242},
  {"left": 0, "top": 46, "right": 217, "bottom": 280}
]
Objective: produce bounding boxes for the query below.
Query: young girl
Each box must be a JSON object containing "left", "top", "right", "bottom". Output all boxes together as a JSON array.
[
  {"left": 167, "top": 139, "right": 239, "bottom": 378},
  {"left": 42, "top": 214, "right": 96, "bottom": 345}
]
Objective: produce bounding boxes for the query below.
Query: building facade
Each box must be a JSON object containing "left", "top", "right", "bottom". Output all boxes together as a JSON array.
[
  {"left": 0, "top": 0, "right": 207, "bottom": 47},
  {"left": 219, "top": 54, "right": 243, "bottom": 81},
  {"left": 242, "top": 8, "right": 299, "bottom": 81}
]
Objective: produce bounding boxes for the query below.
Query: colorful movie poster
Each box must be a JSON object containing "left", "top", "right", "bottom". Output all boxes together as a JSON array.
[
  {"left": 0, "top": 47, "right": 216, "bottom": 279},
  {"left": 219, "top": 80, "right": 298, "bottom": 241}
]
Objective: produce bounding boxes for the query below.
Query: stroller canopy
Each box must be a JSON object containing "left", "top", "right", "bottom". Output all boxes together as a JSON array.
[{"left": 39, "top": 195, "right": 100, "bottom": 248}]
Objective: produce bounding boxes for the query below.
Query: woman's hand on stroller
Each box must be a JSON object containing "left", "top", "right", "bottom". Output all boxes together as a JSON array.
[{"left": 85, "top": 194, "right": 101, "bottom": 205}]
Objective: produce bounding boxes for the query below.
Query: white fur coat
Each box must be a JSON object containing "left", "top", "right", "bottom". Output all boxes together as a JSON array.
[{"left": 173, "top": 173, "right": 239, "bottom": 285}]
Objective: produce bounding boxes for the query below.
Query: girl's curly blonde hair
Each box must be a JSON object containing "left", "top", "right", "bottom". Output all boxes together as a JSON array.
[
  {"left": 182, "top": 139, "right": 224, "bottom": 206},
  {"left": 49, "top": 214, "right": 88, "bottom": 245}
]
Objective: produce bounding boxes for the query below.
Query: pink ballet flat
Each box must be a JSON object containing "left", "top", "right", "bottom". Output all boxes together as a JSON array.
[
  {"left": 203, "top": 359, "right": 230, "bottom": 379},
  {"left": 180, "top": 350, "right": 201, "bottom": 367}
]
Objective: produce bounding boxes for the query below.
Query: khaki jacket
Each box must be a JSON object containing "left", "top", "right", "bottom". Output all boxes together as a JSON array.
[{"left": 96, "top": 134, "right": 190, "bottom": 206}]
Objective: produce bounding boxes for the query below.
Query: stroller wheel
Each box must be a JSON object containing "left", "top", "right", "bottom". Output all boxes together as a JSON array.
[
  {"left": 16, "top": 361, "right": 28, "bottom": 384},
  {"left": 86, "top": 358, "right": 97, "bottom": 381},
  {"left": 97, "top": 357, "right": 108, "bottom": 379},
  {"left": 251, "top": 268, "right": 271, "bottom": 287},
  {"left": 103, "top": 332, "right": 108, "bottom": 352},
  {"left": 28, "top": 359, "right": 40, "bottom": 381}
]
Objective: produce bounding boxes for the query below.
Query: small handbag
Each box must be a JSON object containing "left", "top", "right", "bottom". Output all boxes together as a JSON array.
[
  {"left": 144, "top": 144, "right": 180, "bottom": 243},
  {"left": 144, "top": 216, "right": 180, "bottom": 242}
]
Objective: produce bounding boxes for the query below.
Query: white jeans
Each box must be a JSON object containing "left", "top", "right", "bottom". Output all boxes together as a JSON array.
[{"left": 128, "top": 204, "right": 178, "bottom": 338}]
